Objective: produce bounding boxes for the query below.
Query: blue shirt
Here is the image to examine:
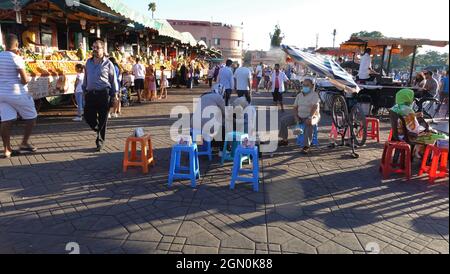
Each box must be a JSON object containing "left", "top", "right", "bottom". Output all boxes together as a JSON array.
[
  {"left": 442, "top": 76, "right": 449, "bottom": 94},
  {"left": 82, "top": 57, "right": 118, "bottom": 96},
  {"left": 218, "top": 66, "right": 234, "bottom": 90}
]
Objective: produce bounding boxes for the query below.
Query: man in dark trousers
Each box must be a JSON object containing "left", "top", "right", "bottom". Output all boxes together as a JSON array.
[{"left": 82, "top": 40, "right": 118, "bottom": 152}]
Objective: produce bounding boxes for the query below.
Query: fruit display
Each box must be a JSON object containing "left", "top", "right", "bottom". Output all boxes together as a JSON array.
[{"left": 26, "top": 61, "right": 81, "bottom": 77}]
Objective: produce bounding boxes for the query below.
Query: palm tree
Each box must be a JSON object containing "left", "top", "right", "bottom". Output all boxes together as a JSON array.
[{"left": 148, "top": 2, "right": 157, "bottom": 19}]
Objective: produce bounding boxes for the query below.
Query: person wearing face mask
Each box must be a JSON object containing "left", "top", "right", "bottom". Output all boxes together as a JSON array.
[{"left": 278, "top": 79, "right": 321, "bottom": 154}]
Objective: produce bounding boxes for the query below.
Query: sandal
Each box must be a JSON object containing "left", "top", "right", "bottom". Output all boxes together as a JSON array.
[
  {"left": 302, "top": 147, "right": 311, "bottom": 155},
  {"left": 3, "top": 150, "right": 20, "bottom": 159},
  {"left": 278, "top": 140, "right": 289, "bottom": 147},
  {"left": 19, "top": 145, "right": 38, "bottom": 153}
]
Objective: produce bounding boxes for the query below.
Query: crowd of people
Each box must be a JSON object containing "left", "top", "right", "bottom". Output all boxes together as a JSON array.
[{"left": 1, "top": 33, "right": 448, "bottom": 159}]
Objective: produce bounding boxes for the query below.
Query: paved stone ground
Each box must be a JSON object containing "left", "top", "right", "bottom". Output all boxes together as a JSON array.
[{"left": 0, "top": 85, "right": 448, "bottom": 254}]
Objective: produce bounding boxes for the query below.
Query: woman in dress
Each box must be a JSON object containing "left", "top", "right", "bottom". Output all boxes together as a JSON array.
[
  {"left": 159, "top": 66, "right": 168, "bottom": 99},
  {"left": 145, "top": 66, "right": 157, "bottom": 101}
]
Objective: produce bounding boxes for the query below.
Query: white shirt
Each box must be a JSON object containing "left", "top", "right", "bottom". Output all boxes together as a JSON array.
[
  {"left": 234, "top": 67, "right": 252, "bottom": 91},
  {"left": 132, "top": 63, "right": 146, "bottom": 80},
  {"left": 294, "top": 92, "right": 321, "bottom": 119},
  {"left": 270, "top": 71, "right": 290, "bottom": 93},
  {"left": 0, "top": 51, "right": 28, "bottom": 95},
  {"left": 358, "top": 53, "right": 372, "bottom": 80},
  {"left": 256, "top": 65, "right": 263, "bottom": 78},
  {"left": 75, "top": 73, "right": 84, "bottom": 93}
]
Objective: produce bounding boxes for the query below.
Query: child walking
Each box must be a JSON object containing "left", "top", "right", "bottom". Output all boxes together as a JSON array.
[
  {"left": 159, "top": 66, "right": 168, "bottom": 99},
  {"left": 73, "top": 64, "right": 85, "bottom": 122},
  {"left": 146, "top": 66, "right": 157, "bottom": 101}
]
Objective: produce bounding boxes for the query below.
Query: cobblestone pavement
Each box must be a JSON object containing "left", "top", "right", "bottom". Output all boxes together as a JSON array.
[{"left": 0, "top": 86, "right": 448, "bottom": 254}]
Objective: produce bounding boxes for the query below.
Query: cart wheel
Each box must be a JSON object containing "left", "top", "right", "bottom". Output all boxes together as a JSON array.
[
  {"left": 350, "top": 105, "right": 368, "bottom": 147},
  {"left": 331, "top": 95, "right": 349, "bottom": 131}
]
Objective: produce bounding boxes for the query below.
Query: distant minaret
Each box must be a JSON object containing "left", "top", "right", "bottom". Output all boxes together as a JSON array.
[
  {"left": 333, "top": 29, "right": 337, "bottom": 48},
  {"left": 316, "top": 34, "right": 319, "bottom": 49}
]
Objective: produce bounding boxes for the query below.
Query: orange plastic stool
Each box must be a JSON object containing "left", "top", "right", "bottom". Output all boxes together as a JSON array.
[
  {"left": 366, "top": 117, "right": 380, "bottom": 143},
  {"left": 123, "top": 135, "right": 155, "bottom": 174},
  {"left": 419, "top": 145, "right": 449, "bottom": 184},
  {"left": 380, "top": 141, "right": 412, "bottom": 180}
]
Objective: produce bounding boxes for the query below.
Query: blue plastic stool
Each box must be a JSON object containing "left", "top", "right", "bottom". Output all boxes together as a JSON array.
[
  {"left": 168, "top": 144, "right": 200, "bottom": 188},
  {"left": 230, "top": 145, "right": 260, "bottom": 192},
  {"left": 296, "top": 124, "right": 319, "bottom": 148},
  {"left": 221, "top": 132, "right": 249, "bottom": 165},
  {"left": 190, "top": 129, "right": 213, "bottom": 161}
]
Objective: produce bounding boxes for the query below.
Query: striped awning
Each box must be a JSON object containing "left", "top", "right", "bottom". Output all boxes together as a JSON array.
[
  {"left": 180, "top": 32, "right": 197, "bottom": 46},
  {"left": 282, "top": 45, "right": 359, "bottom": 94}
]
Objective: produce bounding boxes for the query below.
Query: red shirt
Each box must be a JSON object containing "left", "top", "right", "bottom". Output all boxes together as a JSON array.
[{"left": 275, "top": 72, "right": 280, "bottom": 89}]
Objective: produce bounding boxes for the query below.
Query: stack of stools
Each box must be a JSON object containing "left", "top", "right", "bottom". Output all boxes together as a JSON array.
[
  {"left": 190, "top": 129, "right": 213, "bottom": 161},
  {"left": 123, "top": 135, "right": 155, "bottom": 174},
  {"left": 297, "top": 123, "right": 319, "bottom": 148},
  {"left": 419, "top": 145, "right": 449, "bottom": 184},
  {"left": 221, "top": 132, "right": 249, "bottom": 165},
  {"left": 380, "top": 141, "right": 412, "bottom": 180},
  {"left": 230, "top": 145, "right": 260, "bottom": 192},
  {"left": 366, "top": 117, "right": 381, "bottom": 143},
  {"left": 168, "top": 143, "right": 200, "bottom": 188}
]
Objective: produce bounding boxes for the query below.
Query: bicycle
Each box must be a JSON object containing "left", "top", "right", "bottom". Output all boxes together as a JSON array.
[
  {"left": 329, "top": 92, "right": 368, "bottom": 159},
  {"left": 412, "top": 97, "right": 445, "bottom": 120}
]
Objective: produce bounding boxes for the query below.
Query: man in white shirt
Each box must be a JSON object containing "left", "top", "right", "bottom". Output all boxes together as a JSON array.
[
  {"left": 358, "top": 48, "right": 377, "bottom": 82},
  {"left": 0, "top": 34, "right": 38, "bottom": 158},
  {"left": 132, "top": 57, "right": 146, "bottom": 103},
  {"left": 255, "top": 62, "right": 264, "bottom": 93},
  {"left": 270, "top": 64, "right": 290, "bottom": 112},
  {"left": 234, "top": 65, "right": 252, "bottom": 104},
  {"left": 218, "top": 60, "right": 235, "bottom": 106}
]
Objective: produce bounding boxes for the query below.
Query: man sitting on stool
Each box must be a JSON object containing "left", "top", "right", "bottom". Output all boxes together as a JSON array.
[{"left": 278, "top": 79, "right": 321, "bottom": 154}]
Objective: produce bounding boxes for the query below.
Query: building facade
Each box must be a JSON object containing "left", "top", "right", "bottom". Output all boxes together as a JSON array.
[{"left": 168, "top": 19, "right": 244, "bottom": 64}]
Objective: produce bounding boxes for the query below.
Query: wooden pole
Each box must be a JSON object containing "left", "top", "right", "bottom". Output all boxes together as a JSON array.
[
  {"left": 0, "top": 23, "right": 4, "bottom": 48},
  {"left": 380, "top": 46, "right": 387, "bottom": 75},
  {"left": 409, "top": 46, "right": 418, "bottom": 86},
  {"left": 386, "top": 46, "right": 393, "bottom": 75}
]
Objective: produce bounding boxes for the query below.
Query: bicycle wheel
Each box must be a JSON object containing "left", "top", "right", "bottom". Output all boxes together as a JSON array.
[
  {"left": 350, "top": 105, "right": 367, "bottom": 147},
  {"left": 332, "top": 95, "right": 349, "bottom": 130},
  {"left": 413, "top": 98, "right": 440, "bottom": 119}
]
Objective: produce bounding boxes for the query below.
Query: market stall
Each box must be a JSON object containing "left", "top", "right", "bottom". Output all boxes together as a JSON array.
[
  {"left": 0, "top": 0, "right": 150, "bottom": 107},
  {"left": 339, "top": 36, "right": 449, "bottom": 114}
]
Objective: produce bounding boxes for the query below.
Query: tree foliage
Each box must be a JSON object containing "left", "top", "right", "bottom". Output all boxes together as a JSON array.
[
  {"left": 148, "top": 2, "right": 157, "bottom": 19},
  {"left": 270, "top": 25, "right": 284, "bottom": 48},
  {"left": 351, "top": 31, "right": 385, "bottom": 38}
]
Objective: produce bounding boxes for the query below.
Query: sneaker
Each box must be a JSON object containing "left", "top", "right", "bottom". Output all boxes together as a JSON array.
[
  {"left": 73, "top": 117, "right": 83, "bottom": 122},
  {"left": 113, "top": 113, "right": 119, "bottom": 118},
  {"left": 108, "top": 113, "right": 112, "bottom": 119}
]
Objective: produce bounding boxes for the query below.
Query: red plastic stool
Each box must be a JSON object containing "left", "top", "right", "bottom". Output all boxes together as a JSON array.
[
  {"left": 366, "top": 117, "right": 380, "bottom": 143},
  {"left": 329, "top": 123, "right": 351, "bottom": 140},
  {"left": 388, "top": 129, "right": 393, "bottom": 141},
  {"left": 419, "top": 145, "right": 449, "bottom": 184},
  {"left": 380, "top": 141, "right": 412, "bottom": 180}
]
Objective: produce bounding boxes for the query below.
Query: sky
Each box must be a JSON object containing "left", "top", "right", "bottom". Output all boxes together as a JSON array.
[{"left": 126, "top": 0, "right": 449, "bottom": 53}]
